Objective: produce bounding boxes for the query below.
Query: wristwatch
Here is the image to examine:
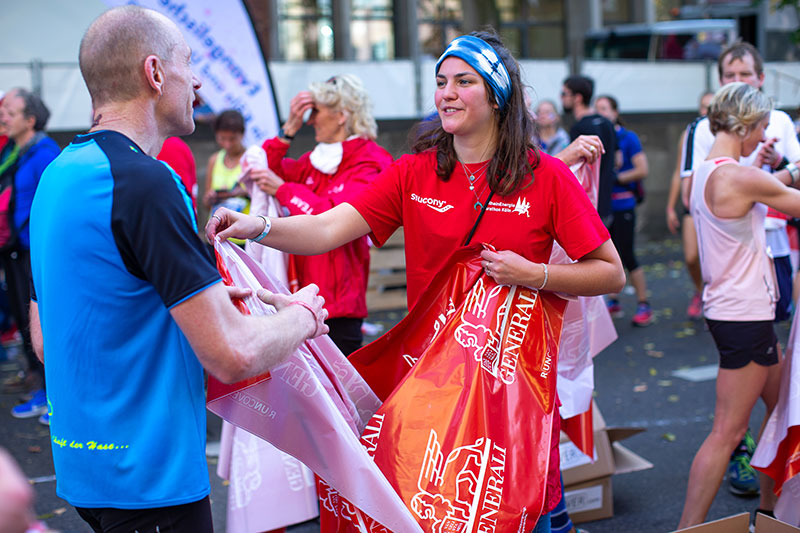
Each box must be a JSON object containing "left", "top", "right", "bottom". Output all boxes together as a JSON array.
[{"left": 278, "top": 127, "right": 294, "bottom": 141}]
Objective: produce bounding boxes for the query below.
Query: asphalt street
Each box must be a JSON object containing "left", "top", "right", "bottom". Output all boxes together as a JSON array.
[{"left": 0, "top": 237, "right": 787, "bottom": 532}]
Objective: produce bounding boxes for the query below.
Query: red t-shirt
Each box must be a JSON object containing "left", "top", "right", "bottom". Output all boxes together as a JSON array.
[
  {"left": 349, "top": 148, "right": 608, "bottom": 514},
  {"left": 349, "top": 149, "right": 609, "bottom": 309},
  {"left": 157, "top": 137, "right": 197, "bottom": 210}
]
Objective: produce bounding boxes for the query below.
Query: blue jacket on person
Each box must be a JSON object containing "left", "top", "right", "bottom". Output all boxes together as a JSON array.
[{"left": 14, "top": 134, "right": 60, "bottom": 248}]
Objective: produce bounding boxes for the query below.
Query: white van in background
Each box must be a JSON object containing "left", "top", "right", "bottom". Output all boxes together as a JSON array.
[{"left": 584, "top": 19, "right": 738, "bottom": 61}]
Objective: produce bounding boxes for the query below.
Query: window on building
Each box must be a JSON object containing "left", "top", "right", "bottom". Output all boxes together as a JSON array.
[
  {"left": 496, "top": 0, "right": 565, "bottom": 58},
  {"left": 352, "top": 0, "right": 394, "bottom": 60},
  {"left": 418, "top": 0, "right": 463, "bottom": 58},
  {"left": 277, "top": 0, "right": 334, "bottom": 60},
  {"left": 603, "top": 0, "right": 632, "bottom": 26}
]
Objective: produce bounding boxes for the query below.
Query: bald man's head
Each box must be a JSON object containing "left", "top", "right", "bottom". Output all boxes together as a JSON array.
[{"left": 79, "top": 6, "right": 183, "bottom": 107}]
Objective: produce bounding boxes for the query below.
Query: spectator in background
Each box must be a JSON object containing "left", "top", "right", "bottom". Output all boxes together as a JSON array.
[
  {"left": 596, "top": 94, "right": 653, "bottom": 326},
  {"left": 203, "top": 110, "right": 249, "bottom": 245},
  {"left": 535, "top": 99, "right": 571, "bottom": 156},
  {"left": 561, "top": 75, "right": 617, "bottom": 222},
  {"left": 158, "top": 136, "right": 197, "bottom": 211},
  {"left": 666, "top": 91, "right": 713, "bottom": 320},
  {"left": 251, "top": 74, "right": 393, "bottom": 355},
  {"left": 0, "top": 88, "right": 59, "bottom": 424}
]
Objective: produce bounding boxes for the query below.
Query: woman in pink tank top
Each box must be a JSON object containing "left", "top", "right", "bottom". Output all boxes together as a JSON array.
[{"left": 679, "top": 83, "right": 800, "bottom": 528}]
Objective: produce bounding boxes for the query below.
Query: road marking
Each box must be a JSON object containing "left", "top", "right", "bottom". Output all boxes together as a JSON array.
[
  {"left": 617, "top": 414, "right": 710, "bottom": 429},
  {"left": 672, "top": 364, "right": 718, "bottom": 382}
]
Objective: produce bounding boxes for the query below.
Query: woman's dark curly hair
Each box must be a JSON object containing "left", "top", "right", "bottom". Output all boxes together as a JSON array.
[{"left": 408, "top": 29, "right": 538, "bottom": 197}]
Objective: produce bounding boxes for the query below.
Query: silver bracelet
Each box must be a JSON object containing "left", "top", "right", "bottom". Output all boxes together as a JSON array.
[
  {"left": 786, "top": 162, "right": 800, "bottom": 185},
  {"left": 537, "top": 263, "right": 548, "bottom": 290},
  {"left": 250, "top": 215, "right": 271, "bottom": 242}
]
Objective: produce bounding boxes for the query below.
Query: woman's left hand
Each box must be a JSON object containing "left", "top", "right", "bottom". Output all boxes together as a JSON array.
[
  {"left": 250, "top": 168, "right": 285, "bottom": 195},
  {"left": 555, "top": 135, "right": 604, "bottom": 166},
  {"left": 480, "top": 249, "right": 541, "bottom": 287}
]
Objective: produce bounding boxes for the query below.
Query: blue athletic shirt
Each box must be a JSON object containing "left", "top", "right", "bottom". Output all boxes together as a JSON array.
[
  {"left": 610, "top": 126, "right": 643, "bottom": 212},
  {"left": 29, "top": 130, "right": 221, "bottom": 509}
]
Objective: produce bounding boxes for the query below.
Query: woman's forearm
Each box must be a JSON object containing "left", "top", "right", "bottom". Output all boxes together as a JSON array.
[
  {"left": 258, "top": 203, "right": 371, "bottom": 255},
  {"left": 543, "top": 256, "right": 625, "bottom": 296}
]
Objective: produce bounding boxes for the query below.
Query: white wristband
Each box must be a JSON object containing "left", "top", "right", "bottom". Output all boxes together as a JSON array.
[
  {"left": 537, "top": 263, "right": 548, "bottom": 290},
  {"left": 250, "top": 215, "right": 271, "bottom": 242},
  {"left": 786, "top": 162, "right": 800, "bottom": 185}
]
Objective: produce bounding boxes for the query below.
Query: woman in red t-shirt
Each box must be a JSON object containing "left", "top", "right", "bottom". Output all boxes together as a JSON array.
[{"left": 209, "top": 30, "right": 624, "bottom": 530}]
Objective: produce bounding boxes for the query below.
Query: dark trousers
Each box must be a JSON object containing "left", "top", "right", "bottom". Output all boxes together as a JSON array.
[
  {"left": 326, "top": 317, "right": 364, "bottom": 356},
  {"left": 1, "top": 247, "right": 42, "bottom": 384},
  {"left": 76, "top": 496, "right": 213, "bottom": 533}
]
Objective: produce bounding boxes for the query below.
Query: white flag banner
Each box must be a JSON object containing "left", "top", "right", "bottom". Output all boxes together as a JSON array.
[{"left": 103, "top": 0, "right": 280, "bottom": 145}]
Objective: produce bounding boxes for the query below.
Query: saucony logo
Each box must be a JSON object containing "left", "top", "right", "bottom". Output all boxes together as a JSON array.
[{"left": 411, "top": 193, "right": 454, "bottom": 213}]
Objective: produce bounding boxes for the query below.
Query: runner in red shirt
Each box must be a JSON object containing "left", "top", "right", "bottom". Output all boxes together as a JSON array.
[{"left": 208, "top": 30, "right": 624, "bottom": 530}]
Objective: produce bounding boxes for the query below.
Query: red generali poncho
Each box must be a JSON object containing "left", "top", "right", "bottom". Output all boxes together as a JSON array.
[
  {"left": 318, "top": 243, "right": 568, "bottom": 532},
  {"left": 263, "top": 136, "right": 394, "bottom": 319}
]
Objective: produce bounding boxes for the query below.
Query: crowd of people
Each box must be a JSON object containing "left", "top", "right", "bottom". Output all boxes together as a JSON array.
[{"left": 1, "top": 4, "right": 800, "bottom": 533}]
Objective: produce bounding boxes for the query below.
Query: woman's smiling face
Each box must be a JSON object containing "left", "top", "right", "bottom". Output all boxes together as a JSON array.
[{"left": 435, "top": 57, "right": 497, "bottom": 138}]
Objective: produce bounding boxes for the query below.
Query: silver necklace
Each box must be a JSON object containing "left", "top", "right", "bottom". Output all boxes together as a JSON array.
[{"left": 458, "top": 159, "right": 491, "bottom": 210}]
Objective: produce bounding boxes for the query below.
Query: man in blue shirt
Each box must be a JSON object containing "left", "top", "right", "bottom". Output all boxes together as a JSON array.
[
  {"left": 28, "top": 6, "right": 329, "bottom": 532},
  {"left": 0, "top": 88, "right": 60, "bottom": 422}
]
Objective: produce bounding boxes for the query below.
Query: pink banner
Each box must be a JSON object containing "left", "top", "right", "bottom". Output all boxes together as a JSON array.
[{"left": 208, "top": 240, "right": 423, "bottom": 533}]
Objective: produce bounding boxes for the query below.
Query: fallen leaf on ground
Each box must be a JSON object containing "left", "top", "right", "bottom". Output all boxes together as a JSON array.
[
  {"left": 657, "top": 380, "right": 672, "bottom": 387},
  {"left": 649, "top": 368, "right": 657, "bottom": 376},
  {"left": 647, "top": 350, "right": 664, "bottom": 358},
  {"left": 633, "top": 384, "right": 648, "bottom": 392},
  {"left": 668, "top": 395, "right": 680, "bottom": 402},
  {"left": 644, "top": 342, "right": 655, "bottom": 350},
  {"left": 663, "top": 433, "right": 677, "bottom": 442}
]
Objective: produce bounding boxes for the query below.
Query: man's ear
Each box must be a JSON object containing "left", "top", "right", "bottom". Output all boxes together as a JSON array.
[{"left": 144, "top": 55, "right": 165, "bottom": 96}]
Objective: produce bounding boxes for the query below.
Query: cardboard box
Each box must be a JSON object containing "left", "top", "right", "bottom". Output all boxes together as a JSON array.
[
  {"left": 563, "top": 476, "right": 613, "bottom": 524},
  {"left": 560, "top": 401, "right": 653, "bottom": 486},
  {"left": 755, "top": 514, "right": 800, "bottom": 533},
  {"left": 560, "top": 401, "right": 653, "bottom": 523},
  {"left": 672, "top": 512, "right": 750, "bottom": 532},
  {"left": 670, "top": 512, "right": 800, "bottom": 532}
]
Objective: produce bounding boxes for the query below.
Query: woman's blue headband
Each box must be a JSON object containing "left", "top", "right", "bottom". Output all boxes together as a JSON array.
[{"left": 435, "top": 35, "right": 512, "bottom": 111}]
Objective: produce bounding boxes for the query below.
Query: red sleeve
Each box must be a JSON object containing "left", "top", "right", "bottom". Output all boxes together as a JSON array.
[
  {"left": 347, "top": 155, "right": 412, "bottom": 247},
  {"left": 547, "top": 158, "right": 610, "bottom": 260},
  {"left": 262, "top": 137, "right": 305, "bottom": 184},
  {"left": 275, "top": 159, "right": 386, "bottom": 216},
  {"left": 157, "top": 137, "right": 197, "bottom": 206}
]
